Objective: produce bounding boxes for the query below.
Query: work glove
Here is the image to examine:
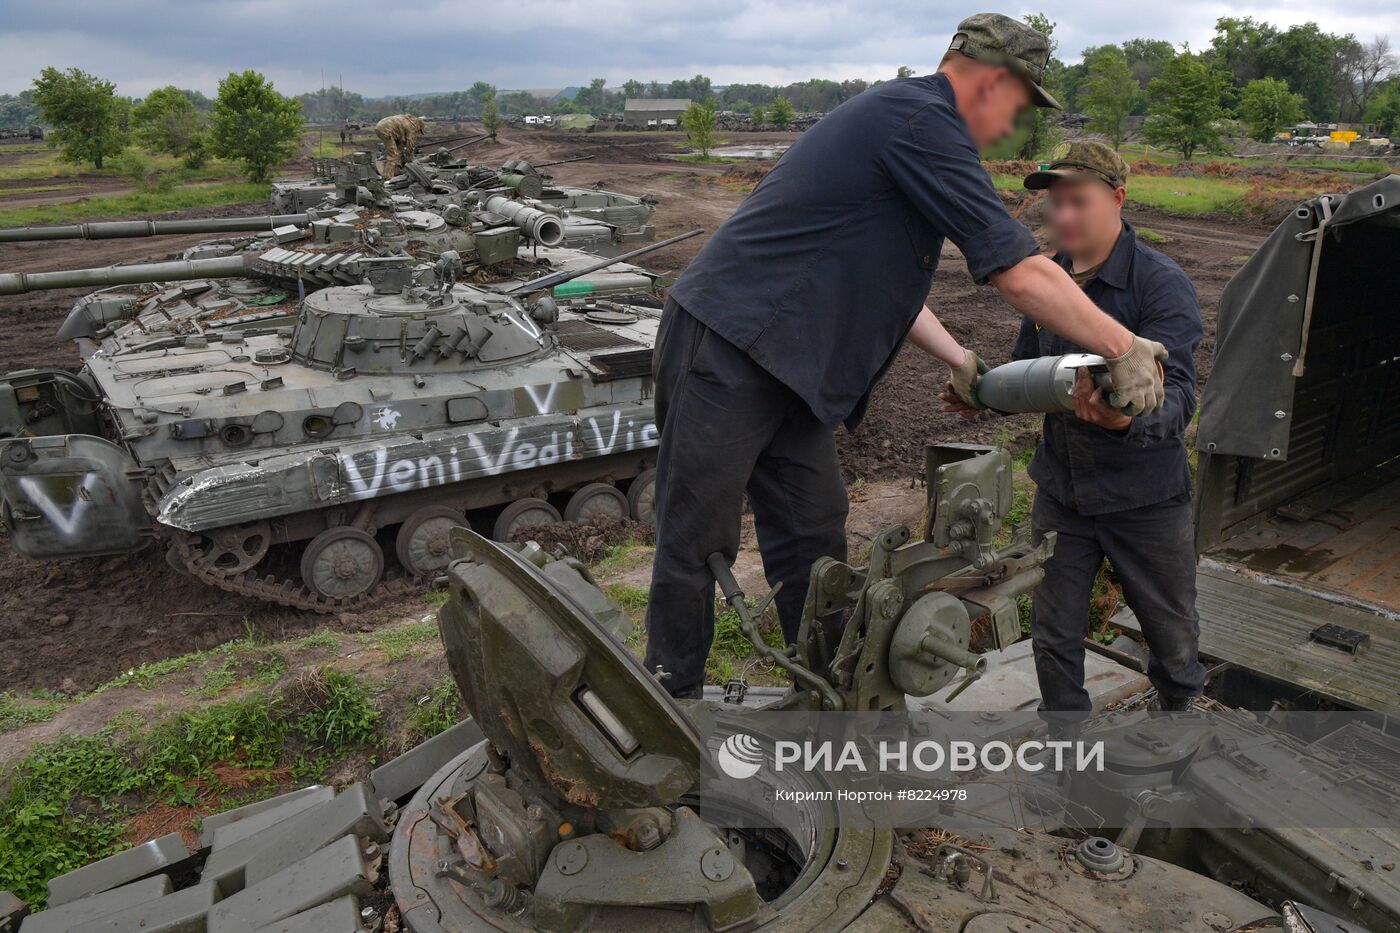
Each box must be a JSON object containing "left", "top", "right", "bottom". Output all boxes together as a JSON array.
[
  {"left": 1105, "top": 336, "right": 1168, "bottom": 415},
  {"left": 949, "top": 348, "right": 988, "bottom": 409}
]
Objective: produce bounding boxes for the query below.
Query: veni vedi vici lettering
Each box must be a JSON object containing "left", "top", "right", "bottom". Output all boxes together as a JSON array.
[{"left": 338, "top": 410, "right": 659, "bottom": 500}]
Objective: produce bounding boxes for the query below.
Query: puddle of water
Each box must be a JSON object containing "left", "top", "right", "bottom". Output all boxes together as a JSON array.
[
  {"left": 1214, "top": 542, "right": 1338, "bottom": 575},
  {"left": 710, "top": 146, "right": 790, "bottom": 159}
]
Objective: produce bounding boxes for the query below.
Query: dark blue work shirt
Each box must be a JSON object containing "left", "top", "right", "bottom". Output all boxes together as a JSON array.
[
  {"left": 1012, "top": 222, "right": 1201, "bottom": 515},
  {"left": 670, "top": 73, "right": 1039, "bottom": 429}
]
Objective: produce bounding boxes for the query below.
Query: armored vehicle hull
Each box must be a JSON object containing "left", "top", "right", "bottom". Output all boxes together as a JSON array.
[
  {"left": 1114, "top": 176, "right": 1400, "bottom": 713},
  {"left": 0, "top": 228, "right": 696, "bottom": 608}
]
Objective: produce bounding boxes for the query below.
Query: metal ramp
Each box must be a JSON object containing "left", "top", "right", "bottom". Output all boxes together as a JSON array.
[{"left": 1115, "top": 562, "right": 1400, "bottom": 711}]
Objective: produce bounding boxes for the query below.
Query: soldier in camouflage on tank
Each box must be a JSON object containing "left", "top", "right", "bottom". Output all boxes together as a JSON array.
[{"left": 375, "top": 114, "right": 427, "bottom": 179}]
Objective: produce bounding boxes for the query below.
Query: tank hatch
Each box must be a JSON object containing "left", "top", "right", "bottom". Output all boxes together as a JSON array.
[{"left": 439, "top": 528, "right": 704, "bottom": 810}]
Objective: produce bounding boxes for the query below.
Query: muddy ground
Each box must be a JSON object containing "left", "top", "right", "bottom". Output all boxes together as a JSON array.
[{"left": 0, "top": 126, "right": 1272, "bottom": 693}]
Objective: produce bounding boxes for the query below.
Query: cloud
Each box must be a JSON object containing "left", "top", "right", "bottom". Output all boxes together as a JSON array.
[{"left": 1, "top": 1, "right": 1396, "bottom": 97}]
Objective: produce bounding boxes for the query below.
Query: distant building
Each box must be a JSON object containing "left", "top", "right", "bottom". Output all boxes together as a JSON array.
[{"left": 623, "top": 98, "right": 691, "bottom": 128}]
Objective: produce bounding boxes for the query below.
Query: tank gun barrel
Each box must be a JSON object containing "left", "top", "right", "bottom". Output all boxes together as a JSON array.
[
  {"left": 499, "top": 227, "right": 704, "bottom": 296},
  {"left": 0, "top": 254, "right": 252, "bottom": 296},
  {"left": 0, "top": 214, "right": 315, "bottom": 244},
  {"left": 418, "top": 133, "right": 493, "bottom": 154},
  {"left": 481, "top": 194, "right": 565, "bottom": 247},
  {"left": 533, "top": 155, "right": 595, "bottom": 169}
]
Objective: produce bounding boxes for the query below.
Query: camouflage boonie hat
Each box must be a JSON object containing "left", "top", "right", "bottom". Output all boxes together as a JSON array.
[
  {"left": 948, "top": 13, "right": 1062, "bottom": 110},
  {"left": 1024, "top": 141, "right": 1129, "bottom": 190}
]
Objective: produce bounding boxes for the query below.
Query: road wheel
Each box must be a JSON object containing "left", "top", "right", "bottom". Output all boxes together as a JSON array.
[
  {"left": 300, "top": 527, "right": 383, "bottom": 600},
  {"left": 492, "top": 497, "right": 561, "bottom": 542},
  {"left": 627, "top": 468, "right": 657, "bottom": 523},
  {"left": 564, "top": 482, "right": 629, "bottom": 524},
  {"left": 396, "top": 506, "right": 468, "bottom": 577}
]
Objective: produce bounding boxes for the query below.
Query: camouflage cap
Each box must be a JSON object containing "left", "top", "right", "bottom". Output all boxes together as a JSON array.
[
  {"left": 1024, "top": 141, "right": 1130, "bottom": 190},
  {"left": 948, "top": 13, "right": 1062, "bottom": 110}
]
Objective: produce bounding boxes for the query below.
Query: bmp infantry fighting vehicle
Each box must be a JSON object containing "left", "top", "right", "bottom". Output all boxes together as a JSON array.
[
  {"left": 0, "top": 225, "right": 698, "bottom": 609},
  {"left": 1, "top": 210, "right": 658, "bottom": 356},
  {"left": 5, "top": 443, "right": 1319, "bottom": 932},
  {"left": 273, "top": 151, "right": 658, "bottom": 257}
]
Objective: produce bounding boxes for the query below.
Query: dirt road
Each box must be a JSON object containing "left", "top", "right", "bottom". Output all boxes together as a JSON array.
[{"left": 0, "top": 127, "right": 1273, "bottom": 692}]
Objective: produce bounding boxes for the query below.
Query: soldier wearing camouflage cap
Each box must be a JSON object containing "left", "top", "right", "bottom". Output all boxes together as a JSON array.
[
  {"left": 1024, "top": 139, "right": 1130, "bottom": 190},
  {"left": 947, "top": 138, "right": 1207, "bottom": 713},
  {"left": 644, "top": 16, "right": 1170, "bottom": 700},
  {"left": 947, "top": 12, "right": 1063, "bottom": 110}
]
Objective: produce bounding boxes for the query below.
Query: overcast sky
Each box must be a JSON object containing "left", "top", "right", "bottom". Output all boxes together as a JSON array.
[{"left": 2, "top": 1, "right": 1397, "bottom": 98}]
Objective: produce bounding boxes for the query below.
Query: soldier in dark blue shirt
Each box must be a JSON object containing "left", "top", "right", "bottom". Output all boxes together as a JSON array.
[
  {"left": 646, "top": 14, "right": 1171, "bottom": 699},
  {"left": 944, "top": 141, "right": 1207, "bottom": 712}
]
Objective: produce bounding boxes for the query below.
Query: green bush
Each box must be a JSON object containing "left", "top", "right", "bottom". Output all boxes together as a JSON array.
[
  {"left": 410, "top": 676, "right": 463, "bottom": 739},
  {"left": 0, "top": 735, "right": 139, "bottom": 904},
  {"left": 295, "top": 669, "right": 380, "bottom": 750},
  {"left": 111, "top": 149, "right": 176, "bottom": 192}
]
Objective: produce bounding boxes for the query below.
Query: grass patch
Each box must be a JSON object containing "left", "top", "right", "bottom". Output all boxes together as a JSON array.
[
  {"left": 595, "top": 541, "right": 654, "bottom": 574},
  {"left": 0, "top": 662, "right": 403, "bottom": 907},
  {"left": 0, "top": 149, "right": 239, "bottom": 183},
  {"left": 296, "top": 630, "right": 342, "bottom": 651},
  {"left": 1017, "top": 592, "right": 1034, "bottom": 638},
  {"left": 1242, "top": 154, "right": 1396, "bottom": 173},
  {"left": 409, "top": 676, "right": 464, "bottom": 741},
  {"left": 995, "top": 171, "right": 1258, "bottom": 216},
  {"left": 0, "top": 735, "right": 136, "bottom": 904},
  {"left": 1004, "top": 481, "right": 1034, "bottom": 529},
  {"left": 0, "top": 693, "right": 65, "bottom": 733},
  {"left": 1125, "top": 175, "right": 1253, "bottom": 216},
  {"left": 672, "top": 154, "right": 739, "bottom": 163},
  {"left": 93, "top": 651, "right": 212, "bottom": 693},
  {"left": 1137, "top": 227, "right": 1169, "bottom": 243},
  {"left": 994, "top": 165, "right": 1322, "bottom": 218},
  {"left": 374, "top": 619, "right": 439, "bottom": 661},
  {"left": 292, "top": 669, "right": 380, "bottom": 750},
  {"left": 604, "top": 583, "right": 650, "bottom": 616},
  {"left": 0, "top": 181, "right": 268, "bottom": 227},
  {"left": 710, "top": 600, "right": 785, "bottom": 669},
  {"left": 192, "top": 652, "right": 286, "bottom": 698}
]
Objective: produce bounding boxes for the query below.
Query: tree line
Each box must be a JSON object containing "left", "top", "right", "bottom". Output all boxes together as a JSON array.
[
  {"left": 1053, "top": 17, "right": 1398, "bottom": 157},
  {"left": 12, "top": 14, "right": 1399, "bottom": 178},
  {"left": 290, "top": 75, "right": 870, "bottom": 124},
  {"left": 19, "top": 67, "right": 303, "bottom": 181},
  {"left": 287, "top": 15, "right": 1400, "bottom": 149}
]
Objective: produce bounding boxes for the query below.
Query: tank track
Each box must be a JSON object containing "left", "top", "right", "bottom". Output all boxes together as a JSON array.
[{"left": 167, "top": 529, "right": 421, "bottom": 614}]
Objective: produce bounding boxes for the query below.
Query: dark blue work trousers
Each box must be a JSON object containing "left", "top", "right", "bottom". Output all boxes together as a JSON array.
[
  {"left": 643, "top": 300, "right": 848, "bottom": 697},
  {"left": 1031, "top": 489, "right": 1207, "bottom": 711}
]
